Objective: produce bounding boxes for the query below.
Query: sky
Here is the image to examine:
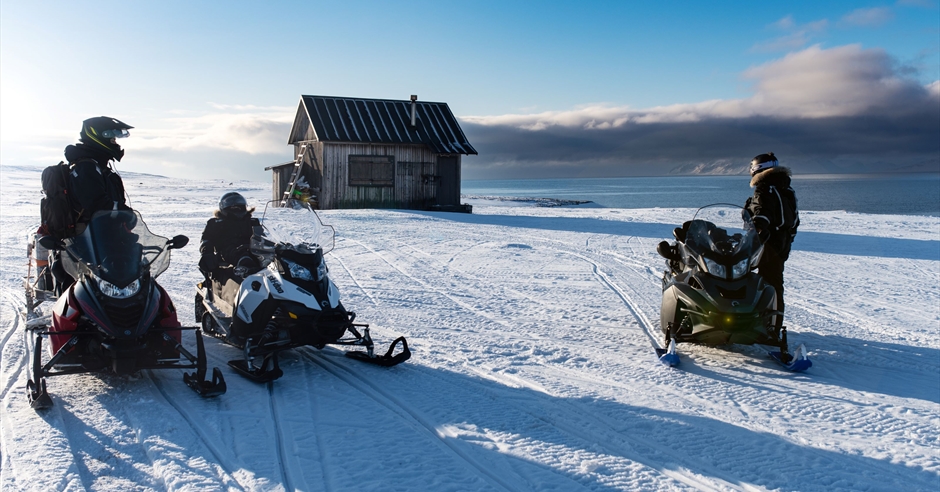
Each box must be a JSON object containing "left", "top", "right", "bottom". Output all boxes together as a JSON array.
[{"left": 1, "top": 0, "right": 938, "bottom": 181}]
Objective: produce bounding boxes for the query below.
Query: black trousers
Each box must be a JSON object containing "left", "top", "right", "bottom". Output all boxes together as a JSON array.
[{"left": 757, "top": 245, "right": 786, "bottom": 328}]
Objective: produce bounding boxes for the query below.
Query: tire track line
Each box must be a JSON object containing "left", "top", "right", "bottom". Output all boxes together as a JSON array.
[
  {"left": 268, "top": 382, "right": 296, "bottom": 492},
  {"left": 297, "top": 349, "right": 518, "bottom": 492},
  {"left": 146, "top": 370, "right": 244, "bottom": 490},
  {"left": 342, "top": 237, "right": 514, "bottom": 331}
]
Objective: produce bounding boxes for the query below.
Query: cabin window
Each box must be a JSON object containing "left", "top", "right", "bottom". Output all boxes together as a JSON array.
[{"left": 348, "top": 155, "right": 394, "bottom": 187}]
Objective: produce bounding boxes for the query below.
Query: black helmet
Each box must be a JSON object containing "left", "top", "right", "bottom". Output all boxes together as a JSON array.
[
  {"left": 80, "top": 116, "right": 133, "bottom": 162},
  {"left": 749, "top": 152, "right": 778, "bottom": 176},
  {"left": 219, "top": 192, "right": 248, "bottom": 219}
]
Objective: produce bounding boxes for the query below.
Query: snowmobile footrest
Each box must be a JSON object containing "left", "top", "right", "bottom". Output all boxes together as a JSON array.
[
  {"left": 27, "top": 379, "right": 53, "bottom": 410},
  {"left": 345, "top": 336, "right": 411, "bottom": 367},
  {"left": 184, "top": 367, "right": 227, "bottom": 397}
]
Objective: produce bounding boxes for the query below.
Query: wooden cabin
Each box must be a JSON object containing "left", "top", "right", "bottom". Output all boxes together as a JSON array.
[{"left": 266, "top": 95, "right": 477, "bottom": 212}]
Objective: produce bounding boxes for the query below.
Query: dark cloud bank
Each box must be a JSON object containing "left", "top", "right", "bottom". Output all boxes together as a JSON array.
[
  {"left": 461, "top": 110, "right": 939, "bottom": 178},
  {"left": 460, "top": 45, "right": 940, "bottom": 179}
]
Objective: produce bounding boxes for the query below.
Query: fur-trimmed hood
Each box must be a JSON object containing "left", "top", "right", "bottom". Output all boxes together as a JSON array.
[
  {"left": 213, "top": 207, "right": 255, "bottom": 219},
  {"left": 750, "top": 166, "right": 791, "bottom": 187}
]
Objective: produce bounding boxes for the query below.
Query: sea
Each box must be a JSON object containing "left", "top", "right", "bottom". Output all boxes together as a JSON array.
[{"left": 462, "top": 173, "right": 940, "bottom": 216}]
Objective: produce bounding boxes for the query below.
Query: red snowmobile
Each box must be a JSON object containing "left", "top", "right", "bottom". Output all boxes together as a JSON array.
[{"left": 23, "top": 209, "right": 226, "bottom": 409}]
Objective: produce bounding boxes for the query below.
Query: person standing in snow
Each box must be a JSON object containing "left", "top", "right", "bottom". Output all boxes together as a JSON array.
[
  {"left": 198, "top": 192, "right": 261, "bottom": 282},
  {"left": 744, "top": 152, "right": 799, "bottom": 332}
]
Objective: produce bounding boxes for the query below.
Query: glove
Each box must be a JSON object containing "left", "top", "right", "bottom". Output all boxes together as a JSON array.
[
  {"left": 233, "top": 255, "right": 258, "bottom": 279},
  {"left": 199, "top": 252, "right": 219, "bottom": 272}
]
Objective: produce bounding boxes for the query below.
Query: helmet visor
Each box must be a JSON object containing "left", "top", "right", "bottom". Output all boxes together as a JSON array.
[
  {"left": 224, "top": 204, "right": 248, "bottom": 219},
  {"left": 100, "top": 128, "right": 130, "bottom": 139}
]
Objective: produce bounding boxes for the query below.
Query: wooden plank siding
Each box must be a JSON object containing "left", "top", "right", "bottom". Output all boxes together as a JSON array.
[{"left": 314, "top": 143, "right": 443, "bottom": 209}]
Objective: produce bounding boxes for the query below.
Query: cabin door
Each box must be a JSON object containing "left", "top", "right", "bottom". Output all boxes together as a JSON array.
[{"left": 437, "top": 156, "right": 459, "bottom": 206}]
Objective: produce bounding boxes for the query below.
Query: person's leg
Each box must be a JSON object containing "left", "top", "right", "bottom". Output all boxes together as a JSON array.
[{"left": 758, "top": 247, "right": 785, "bottom": 328}]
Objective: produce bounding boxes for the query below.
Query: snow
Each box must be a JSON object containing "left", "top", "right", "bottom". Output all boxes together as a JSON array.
[{"left": 1, "top": 165, "right": 938, "bottom": 491}]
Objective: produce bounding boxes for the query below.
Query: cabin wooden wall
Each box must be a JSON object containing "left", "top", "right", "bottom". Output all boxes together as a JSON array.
[{"left": 318, "top": 143, "right": 440, "bottom": 209}]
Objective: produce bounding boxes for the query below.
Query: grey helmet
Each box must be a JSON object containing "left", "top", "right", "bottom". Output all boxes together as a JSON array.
[{"left": 219, "top": 192, "right": 248, "bottom": 219}]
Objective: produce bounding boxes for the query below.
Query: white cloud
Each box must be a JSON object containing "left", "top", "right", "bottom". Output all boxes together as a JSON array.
[
  {"left": 462, "top": 44, "right": 936, "bottom": 128},
  {"left": 124, "top": 106, "right": 295, "bottom": 156},
  {"left": 840, "top": 7, "right": 894, "bottom": 27},
  {"left": 750, "top": 18, "right": 828, "bottom": 53}
]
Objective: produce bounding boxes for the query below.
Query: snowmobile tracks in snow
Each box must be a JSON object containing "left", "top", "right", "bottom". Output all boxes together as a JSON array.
[
  {"left": 298, "top": 349, "right": 521, "bottom": 492},
  {"left": 303, "top": 347, "right": 745, "bottom": 491}
]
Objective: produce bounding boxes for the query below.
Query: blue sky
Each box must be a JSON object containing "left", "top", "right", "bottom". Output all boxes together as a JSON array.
[{"left": 1, "top": 1, "right": 938, "bottom": 180}]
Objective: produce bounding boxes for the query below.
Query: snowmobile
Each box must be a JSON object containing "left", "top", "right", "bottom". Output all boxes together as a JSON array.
[
  {"left": 655, "top": 204, "right": 811, "bottom": 371},
  {"left": 22, "top": 209, "right": 227, "bottom": 409},
  {"left": 194, "top": 199, "right": 410, "bottom": 383}
]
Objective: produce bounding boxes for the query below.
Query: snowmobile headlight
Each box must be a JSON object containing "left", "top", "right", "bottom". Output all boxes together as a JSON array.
[
  {"left": 731, "top": 258, "right": 749, "bottom": 279},
  {"left": 316, "top": 258, "right": 327, "bottom": 280},
  {"left": 704, "top": 258, "right": 726, "bottom": 278},
  {"left": 98, "top": 278, "right": 140, "bottom": 298},
  {"left": 283, "top": 259, "right": 314, "bottom": 282}
]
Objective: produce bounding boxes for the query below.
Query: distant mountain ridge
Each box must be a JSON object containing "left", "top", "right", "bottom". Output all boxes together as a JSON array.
[
  {"left": 668, "top": 157, "right": 940, "bottom": 175},
  {"left": 668, "top": 160, "right": 747, "bottom": 175}
]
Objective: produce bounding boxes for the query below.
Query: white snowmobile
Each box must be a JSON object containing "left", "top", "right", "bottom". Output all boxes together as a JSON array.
[
  {"left": 22, "top": 210, "right": 226, "bottom": 409},
  {"left": 655, "top": 204, "right": 811, "bottom": 371},
  {"left": 195, "top": 199, "right": 410, "bottom": 382}
]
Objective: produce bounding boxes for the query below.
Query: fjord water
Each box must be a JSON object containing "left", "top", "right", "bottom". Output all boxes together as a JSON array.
[{"left": 463, "top": 174, "right": 940, "bottom": 215}]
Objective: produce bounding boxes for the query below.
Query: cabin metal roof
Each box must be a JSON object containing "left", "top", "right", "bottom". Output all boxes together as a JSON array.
[{"left": 291, "top": 95, "right": 477, "bottom": 155}]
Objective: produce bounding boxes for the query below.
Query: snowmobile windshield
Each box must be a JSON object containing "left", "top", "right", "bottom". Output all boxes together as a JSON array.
[
  {"left": 256, "top": 199, "right": 335, "bottom": 255},
  {"left": 61, "top": 210, "right": 172, "bottom": 287},
  {"left": 686, "top": 204, "right": 761, "bottom": 261}
]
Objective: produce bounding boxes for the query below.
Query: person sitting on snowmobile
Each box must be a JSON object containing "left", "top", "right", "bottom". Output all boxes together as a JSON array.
[
  {"left": 744, "top": 152, "right": 799, "bottom": 330},
  {"left": 198, "top": 192, "right": 262, "bottom": 284},
  {"left": 40, "top": 116, "right": 135, "bottom": 293}
]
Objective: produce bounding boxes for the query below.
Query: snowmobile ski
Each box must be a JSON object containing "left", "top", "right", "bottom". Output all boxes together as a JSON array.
[
  {"left": 345, "top": 335, "right": 411, "bottom": 367},
  {"left": 654, "top": 337, "right": 680, "bottom": 367},
  {"left": 229, "top": 344, "right": 284, "bottom": 383},
  {"left": 765, "top": 343, "right": 812, "bottom": 372}
]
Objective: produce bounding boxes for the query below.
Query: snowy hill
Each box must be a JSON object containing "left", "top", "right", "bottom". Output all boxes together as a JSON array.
[{"left": 1, "top": 166, "right": 938, "bottom": 491}]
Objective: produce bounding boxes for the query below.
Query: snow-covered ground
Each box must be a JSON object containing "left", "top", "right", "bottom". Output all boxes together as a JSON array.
[{"left": 1, "top": 166, "right": 938, "bottom": 491}]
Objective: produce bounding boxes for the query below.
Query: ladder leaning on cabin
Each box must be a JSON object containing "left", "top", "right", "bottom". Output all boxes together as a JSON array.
[{"left": 281, "top": 143, "right": 308, "bottom": 206}]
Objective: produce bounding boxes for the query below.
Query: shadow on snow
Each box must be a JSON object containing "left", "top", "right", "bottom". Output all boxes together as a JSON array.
[{"left": 414, "top": 211, "right": 940, "bottom": 261}]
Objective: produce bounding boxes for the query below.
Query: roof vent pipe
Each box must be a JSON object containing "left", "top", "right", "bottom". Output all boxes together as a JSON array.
[{"left": 410, "top": 95, "right": 417, "bottom": 128}]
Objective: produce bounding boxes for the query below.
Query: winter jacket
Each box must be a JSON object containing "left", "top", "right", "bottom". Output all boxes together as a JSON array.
[
  {"left": 745, "top": 166, "right": 799, "bottom": 261},
  {"left": 64, "top": 144, "right": 129, "bottom": 222},
  {"left": 200, "top": 211, "right": 261, "bottom": 266}
]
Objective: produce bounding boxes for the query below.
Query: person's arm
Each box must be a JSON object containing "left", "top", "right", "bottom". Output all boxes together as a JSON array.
[
  {"left": 199, "top": 220, "right": 220, "bottom": 271},
  {"left": 746, "top": 191, "right": 772, "bottom": 243}
]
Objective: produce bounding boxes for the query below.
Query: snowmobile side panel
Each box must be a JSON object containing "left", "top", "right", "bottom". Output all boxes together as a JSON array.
[{"left": 50, "top": 290, "right": 81, "bottom": 353}]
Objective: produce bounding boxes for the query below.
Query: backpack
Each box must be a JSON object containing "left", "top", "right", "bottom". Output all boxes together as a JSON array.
[{"left": 40, "top": 162, "right": 81, "bottom": 239}]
